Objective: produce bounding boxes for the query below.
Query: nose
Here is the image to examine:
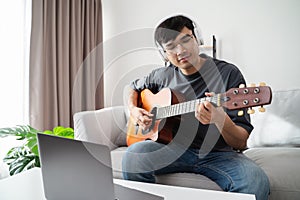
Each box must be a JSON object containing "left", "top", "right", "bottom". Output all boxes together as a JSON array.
[{"left": 174, "top": 43, "right": 186, "bottom": 54}]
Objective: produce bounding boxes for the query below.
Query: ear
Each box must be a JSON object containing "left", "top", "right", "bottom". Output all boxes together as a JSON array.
[{"left": 156, "top": 42, "right": 169, "bottom": 62}]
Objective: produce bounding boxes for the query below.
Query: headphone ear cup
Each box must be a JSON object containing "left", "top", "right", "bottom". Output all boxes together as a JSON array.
[
  {"left": 160, "top": 50, "right": 169, "bottom": 62},
  {"left": 156, "top": 41, "right": 169, "bottom": 62},
  {"left": 192, "top": 21, "right": 204, "bottom": 45}
]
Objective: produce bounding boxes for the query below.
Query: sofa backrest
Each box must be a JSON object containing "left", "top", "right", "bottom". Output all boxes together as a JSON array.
[{"left": 247, "top": 89, "right": 300, "bottom": 147}]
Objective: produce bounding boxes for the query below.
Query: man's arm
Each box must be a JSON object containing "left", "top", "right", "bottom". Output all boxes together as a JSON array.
[
  {"left": 128, "top": 88, "right": 153, "bottom": 129},
  {"left": 195, "top": 92, "right": 249, "bottom": 150}
]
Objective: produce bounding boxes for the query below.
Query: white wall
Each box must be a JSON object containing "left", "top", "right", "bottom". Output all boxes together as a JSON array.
[{"left": 102, "top": 0, "right": 300, "bottom": 107}]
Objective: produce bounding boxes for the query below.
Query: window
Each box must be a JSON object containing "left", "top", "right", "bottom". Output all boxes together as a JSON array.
[
  {"left": 0, "top": 0, "right": 31, "bottom": 128},
  {"left": 0, "top": 0, "right": 31, "bottom": 170}
]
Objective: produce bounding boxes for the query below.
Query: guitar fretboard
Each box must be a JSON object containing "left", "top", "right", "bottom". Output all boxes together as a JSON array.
[{"left": 156, "top": 95, "right": 221, "bottom": 119}]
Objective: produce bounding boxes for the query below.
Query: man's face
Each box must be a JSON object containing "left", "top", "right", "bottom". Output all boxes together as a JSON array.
[{"left": 162, "top": 27, "right": 200, "bottom": 75}]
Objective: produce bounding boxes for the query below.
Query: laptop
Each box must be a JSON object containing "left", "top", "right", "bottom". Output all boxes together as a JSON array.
[{"left": 37, "top": 133, "right": 164, "bottom": 200}]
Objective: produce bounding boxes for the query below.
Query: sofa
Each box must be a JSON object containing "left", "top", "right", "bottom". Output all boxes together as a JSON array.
[{"left": 73, "top": 89, "right": 300, "bottom": 200}]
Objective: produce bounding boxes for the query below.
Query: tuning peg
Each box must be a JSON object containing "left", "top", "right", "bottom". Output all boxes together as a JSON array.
[
  {"left": 248, "top": 83, "right": 256, "bottom": 87},
  {"left": 258, "top": 106, "right": 266, "bottom": 112},
  {"left": 247, "top": 108, "right": 255, "bottom": 114},
  {"left": 239, "top": 84, "right": 245, "bottom": 88},
  {"left": 238, "top": 110, "right": 244, "bottom": 116},
  {"left": 259, "top": 82, "right": 266, "bottom": 86}
]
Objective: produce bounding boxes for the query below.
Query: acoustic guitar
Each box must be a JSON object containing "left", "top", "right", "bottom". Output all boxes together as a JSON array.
[{"left": 126, "top": 84, "right": 272, "bottom": 146}]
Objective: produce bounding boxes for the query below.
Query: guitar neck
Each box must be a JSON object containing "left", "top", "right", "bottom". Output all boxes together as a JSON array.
[{"left": 156, "top": 94, "right": 221, "bottom": 119}]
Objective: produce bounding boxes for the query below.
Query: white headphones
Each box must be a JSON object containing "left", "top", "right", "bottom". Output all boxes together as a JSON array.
[{"left": 154, "top": 14, "right": 204, "bottom": 62}]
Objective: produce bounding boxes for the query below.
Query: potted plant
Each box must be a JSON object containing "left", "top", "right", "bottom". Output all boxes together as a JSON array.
[{"left": 0, "top": 125, "right": 74, "bottom": 176}]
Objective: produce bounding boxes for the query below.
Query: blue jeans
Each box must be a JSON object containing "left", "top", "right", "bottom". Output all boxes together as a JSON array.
[{"left": 122, "top": 140, "right": 270, "bottom": 200}]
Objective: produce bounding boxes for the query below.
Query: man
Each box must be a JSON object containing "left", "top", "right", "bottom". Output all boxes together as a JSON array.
[{"left": 122, "top": 14, "right": 270, "bottom": 200}]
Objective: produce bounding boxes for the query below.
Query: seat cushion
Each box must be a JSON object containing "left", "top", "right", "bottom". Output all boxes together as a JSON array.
[
  {"left": 111, "top": 147, "right": 222, "bottom": 191},
  {"left": 244, "top": 147, "right": 300, "bottom": 200}
]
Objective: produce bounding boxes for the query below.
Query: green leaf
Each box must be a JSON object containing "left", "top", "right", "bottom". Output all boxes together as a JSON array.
[
  {"left": 45, "top": 126, "right": 74, "bottom": 138},
  {"left": 43, "top": 130, "right": 53, "bottom": 135},
  {"left": 53, "top": 126, "right": 64, "bottom": 134},
  {"left": 35, "top": 155, "right": 41, "bottom": 167},
  {"left": 4, "top": 146, "right": 38, "bottom": 176},
  {"left": 26, "top": 137, "right": 38, "bottom": 156},
  {"left": 0, "top": 125, "right": 39, "bottom": 140},
  {"left": 3, "top": 125, "right": 73, "bottom": 176}
]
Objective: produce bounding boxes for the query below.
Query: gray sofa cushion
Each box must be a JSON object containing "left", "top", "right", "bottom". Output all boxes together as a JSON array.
[
  {"left": 244, "top": 147, "right": 300, "bottom": 200},
  {"left": 248, "top": 89, "right": 300, "bottom": 147}
]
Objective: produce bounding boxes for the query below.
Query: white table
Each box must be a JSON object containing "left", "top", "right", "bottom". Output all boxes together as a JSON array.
[
  {"left": 114, "top": 179, "right": 256, "bottom": 200},
  {"left": 0, "top": 168, "right": 255, "bottom": 200}
]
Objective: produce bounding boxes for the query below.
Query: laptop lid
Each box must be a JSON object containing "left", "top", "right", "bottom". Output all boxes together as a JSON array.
[{"left": 37, "top": 133, "right": 115, "bottom": 200}]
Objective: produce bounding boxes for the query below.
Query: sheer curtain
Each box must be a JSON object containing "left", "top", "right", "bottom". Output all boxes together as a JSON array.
[
  {"left": 0, "top": 0, "right": 31, "bottom": 172},
  {"left": 29, "top": 0, "right": 104, "bottom": 131},
  {"left": 0, "top": 0, "right": 31, "bottom": 128}
]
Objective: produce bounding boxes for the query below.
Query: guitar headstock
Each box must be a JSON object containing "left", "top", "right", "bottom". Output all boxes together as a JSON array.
[{"left": 221, "top": 83, "right": 272, "bottom": 115}]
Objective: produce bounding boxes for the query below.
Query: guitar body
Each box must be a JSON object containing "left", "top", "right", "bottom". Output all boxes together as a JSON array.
[{"left": 126, "top": 88, "right": 181, "bottom": 146}]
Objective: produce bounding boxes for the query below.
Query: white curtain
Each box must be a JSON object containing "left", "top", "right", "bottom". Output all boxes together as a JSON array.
[
  {"left": 0, "top": 0, "right": 31, "bottom": 174},
  {"left": 0, "top": 0, "right": 31, "bottom": 128}
]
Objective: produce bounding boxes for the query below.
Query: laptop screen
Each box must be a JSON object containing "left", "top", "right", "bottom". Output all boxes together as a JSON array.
[{"left": 37, "top": 133, "right": 115, "bottom": 200}]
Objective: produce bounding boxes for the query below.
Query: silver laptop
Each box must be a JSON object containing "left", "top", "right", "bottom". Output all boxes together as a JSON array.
[{"left": 37, "top": 133, "right": 164, "bottom": 200}]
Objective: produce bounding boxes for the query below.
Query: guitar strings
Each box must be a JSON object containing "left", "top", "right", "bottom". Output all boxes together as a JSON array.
[{"left": 156, "top": 96, "right": 219, "bottom": 119}]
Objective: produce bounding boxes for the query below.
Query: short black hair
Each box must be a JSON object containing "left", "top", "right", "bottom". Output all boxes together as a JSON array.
[{"left": 154, "top": 15, "right": 195, "bottom": 46}]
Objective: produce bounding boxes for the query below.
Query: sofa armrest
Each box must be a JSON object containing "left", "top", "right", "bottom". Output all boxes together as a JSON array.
[{"left": 73, "top": 106, "right": 128, "bottom": 150}]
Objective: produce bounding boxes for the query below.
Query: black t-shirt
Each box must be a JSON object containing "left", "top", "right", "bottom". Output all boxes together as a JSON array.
[{"left": 130, "top": 54, "right": 253, "bottom": 151}]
